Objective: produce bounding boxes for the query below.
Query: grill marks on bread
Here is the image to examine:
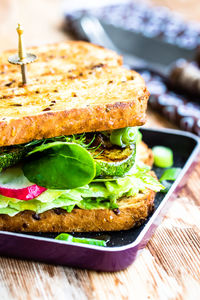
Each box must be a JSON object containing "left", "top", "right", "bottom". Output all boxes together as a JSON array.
[
  {"left": 0, "top": 41, "right": 149, "bottom": 146},
  {"left": 0, "top": 63, "right": 140, "bottom": 115}
]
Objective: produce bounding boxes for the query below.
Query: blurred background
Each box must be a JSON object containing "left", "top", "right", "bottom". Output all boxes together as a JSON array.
[
  {"left": 0, "top": 0, "right": 199, "bottom": 51},
  {"left": 0, "top": 0, "right": 200, "bottom": 134}
]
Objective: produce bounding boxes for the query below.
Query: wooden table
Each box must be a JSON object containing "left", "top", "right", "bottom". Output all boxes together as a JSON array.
[{"left": 0, "top": 1, "right": 199, "bottom": 299}]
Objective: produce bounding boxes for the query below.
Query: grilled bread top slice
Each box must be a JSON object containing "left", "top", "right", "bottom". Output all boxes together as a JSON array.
[{"left": 0, "top": 41, "right": 149, "bottom": 147}]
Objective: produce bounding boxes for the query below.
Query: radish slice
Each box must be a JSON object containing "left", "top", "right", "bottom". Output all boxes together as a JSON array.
[
  {"left": 0, "top": 167, "right": 46, "bottom": 201},
  {"left": 0, "top": 185, "right": 46, "bottom": 201}
]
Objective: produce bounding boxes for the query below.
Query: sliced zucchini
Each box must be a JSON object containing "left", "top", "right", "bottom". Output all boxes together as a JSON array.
[
  {"left": 0, "top": 147, "right": 29, "bottom": 172},
  {"left": 93, "top": 145, "right": 136, "bottom": 177}
]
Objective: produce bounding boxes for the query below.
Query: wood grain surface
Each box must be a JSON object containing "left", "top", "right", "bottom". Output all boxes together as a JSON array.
[
  {"left": 0, "top": 1, "right": 200, "bottom": 299},
  {"left": 149, "top": 0, "right": 200, "bottom": 22}
]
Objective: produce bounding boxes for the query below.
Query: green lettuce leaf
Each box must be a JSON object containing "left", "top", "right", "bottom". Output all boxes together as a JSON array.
[
  {"left": 0, "top": 163, "right": 164, "bottom": 215},
  {"left": 0, "top": 207, "right": 19, "bottom": 216},
  {"left": 78, "top": 198, "right": 117, "bottom": 210}
]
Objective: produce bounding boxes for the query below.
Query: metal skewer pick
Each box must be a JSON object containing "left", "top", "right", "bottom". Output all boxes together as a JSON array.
[{"left": 8, "top": 24, "right": 37, "bottom": 85}]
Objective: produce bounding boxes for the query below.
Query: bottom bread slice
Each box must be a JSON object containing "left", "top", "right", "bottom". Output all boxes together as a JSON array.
[{"left": 0, "top": 188, "right": 155, "bottom": 232}]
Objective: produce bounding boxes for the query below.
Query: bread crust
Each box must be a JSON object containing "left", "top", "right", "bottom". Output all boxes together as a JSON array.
[
  {"left": 137, "top": 141, "right": 154, "bottom": 166},
  {"left": 0, "top": 189, "right": 155, "bottom": 232},
  {"left": 0, "top": 95, "right": 148, "bottom": 147},
  {"left": 0, "top": 41, "right": 149, "bottom": 147}
]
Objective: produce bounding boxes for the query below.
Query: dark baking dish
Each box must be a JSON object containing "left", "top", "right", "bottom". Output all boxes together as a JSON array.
[{"left": 0, "top": 128, "right": 199, "bottom": 271}]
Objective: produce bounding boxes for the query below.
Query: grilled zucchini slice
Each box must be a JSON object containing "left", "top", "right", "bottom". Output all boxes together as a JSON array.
[{"left": 94, "top": 145, "right": 136, "bottom": 177}]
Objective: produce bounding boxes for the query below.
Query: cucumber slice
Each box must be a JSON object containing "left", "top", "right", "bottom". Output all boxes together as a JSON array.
[{"left": 94, "top": 145, "right": 136, "bottom": 177}]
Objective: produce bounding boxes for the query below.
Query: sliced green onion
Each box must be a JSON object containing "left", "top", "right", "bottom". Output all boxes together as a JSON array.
[
  {"left": 160, "top": 168, "right": 181, "bottom": 182},
  {"left": 71, "top": 237, "right": 106, "bottom": 246},
  {"left": 110, "top": 127, "right": 139, "bottom": 147},
  {"left": 122, "top": 127, "right": 138, "bottom": 144},
  {"left": 55, "top": 233, "right": 107, "bottom": 247},
  {"left": 159, "top": 167, "right": 181, "bottom": 193},
  {"left": 55, "top": 233, "right": 73, "bottom": 242},
  {"left": 110, "top": 128, "right": 124, "bottom": 147},
  {"left": 152, "top": 146, "right": 173, "bottom": 168}
]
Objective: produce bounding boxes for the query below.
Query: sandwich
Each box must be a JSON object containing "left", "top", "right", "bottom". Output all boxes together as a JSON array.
[{"left": 0, "top": 41, "right": 163, "bottom": 232}]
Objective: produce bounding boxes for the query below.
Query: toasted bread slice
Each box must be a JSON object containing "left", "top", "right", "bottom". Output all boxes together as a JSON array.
[
  {"left": 137, "top": 141, "right": 154, "bottom": 166},
  {"left": 0, "top": 188, "right": 155, "bottom": 232},
  {"left": 0, "top": 41, "right": 149, "bottom": 147},
  {"left": 0, "top": 142, "right": 156, "bottom": 232}
]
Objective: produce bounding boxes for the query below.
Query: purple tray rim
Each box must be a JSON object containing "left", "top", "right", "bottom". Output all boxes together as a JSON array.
[{"left": 0, "top": 127, "right": 199, "bottom": 253}]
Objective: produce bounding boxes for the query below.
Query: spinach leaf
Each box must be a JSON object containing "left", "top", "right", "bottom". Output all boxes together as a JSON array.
[{"left": 23, "top": 142, "right": 96, "bottom": 189}]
